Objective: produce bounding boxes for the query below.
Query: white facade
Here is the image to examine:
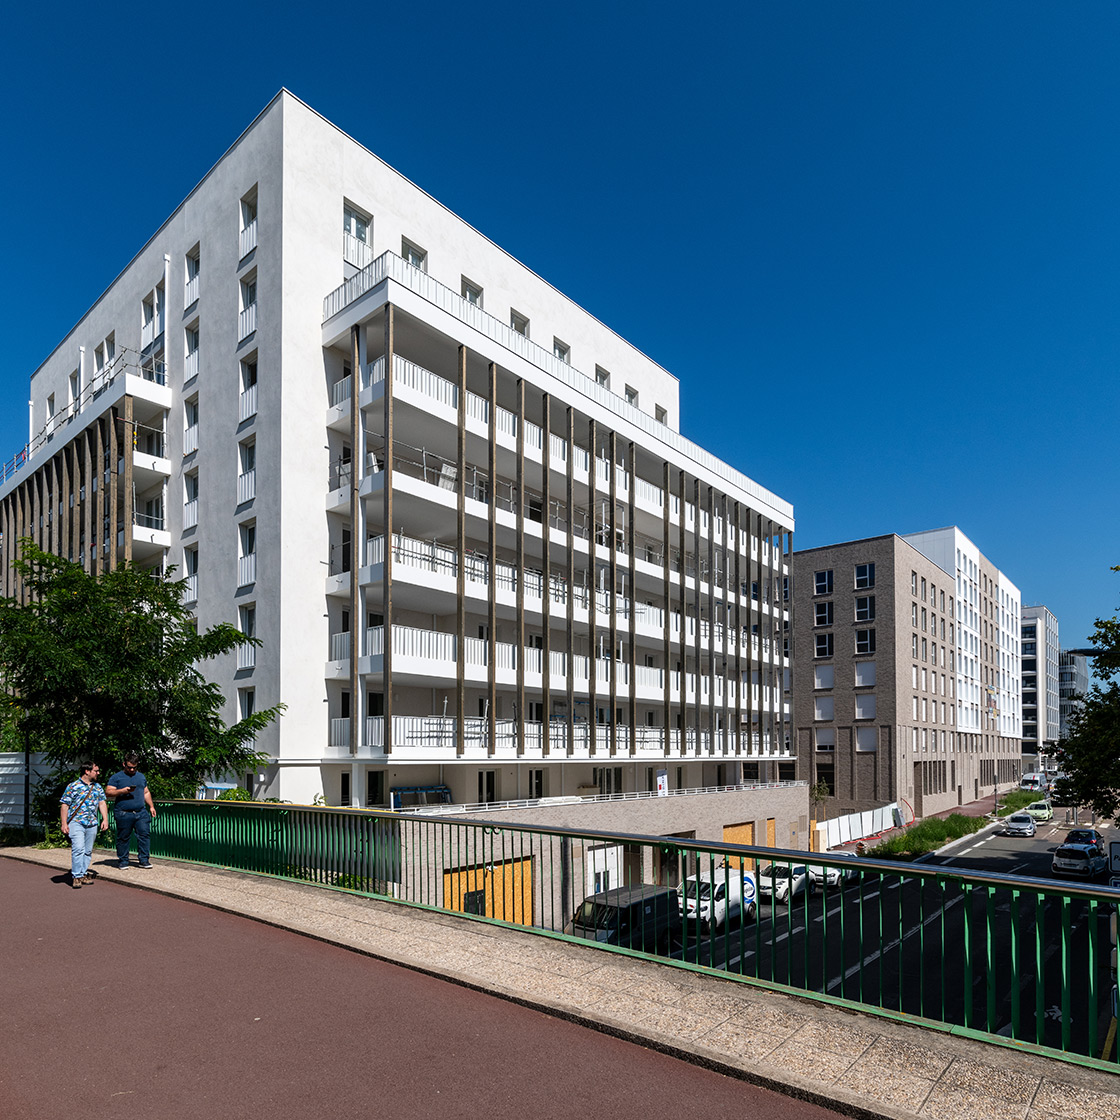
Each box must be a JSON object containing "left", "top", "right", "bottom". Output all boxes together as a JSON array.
[
  {"left": 901, "top": 527, "right": 1021, "bottom": 761},
  {"left": 0, "top": 91, "right": 795, "bottom": 808},
  {"left": 1021, "top": 604, "right": 1059, "bottom": 766}
]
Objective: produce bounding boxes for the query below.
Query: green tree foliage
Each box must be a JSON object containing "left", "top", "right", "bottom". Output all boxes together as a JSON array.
[
  {"left": 1053, "top": 566, "right": 1120, "bottom": 824},
  {"left": 0, "top": 541, "right": 283, "bottom": 799}
]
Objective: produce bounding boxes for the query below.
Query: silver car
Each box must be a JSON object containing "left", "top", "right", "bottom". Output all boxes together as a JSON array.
[{"left": 1003, "top": 812, "right": 1036, "bottom": 837}]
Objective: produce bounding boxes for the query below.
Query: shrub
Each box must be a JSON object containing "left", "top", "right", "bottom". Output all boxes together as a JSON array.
[{"left": 868, "top": 813, "right": 986, "bottom": 859}]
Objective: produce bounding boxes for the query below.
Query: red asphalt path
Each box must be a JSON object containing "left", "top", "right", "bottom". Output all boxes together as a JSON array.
[{"left": 1, "top": 859, "right": 842, "bottom": 1120}]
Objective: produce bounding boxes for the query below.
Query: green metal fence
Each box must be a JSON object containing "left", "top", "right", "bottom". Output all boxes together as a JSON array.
[{"left": 140, "top": 799, "right": 1119, "bottom": 1070}]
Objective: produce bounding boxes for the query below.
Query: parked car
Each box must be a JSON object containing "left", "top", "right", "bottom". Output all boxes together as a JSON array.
[
  {"left": 1065, "top": 828, "right": 1105, "bottom": 853},
  {"left": 1002, "top": 812, "right": 1037, "bottom": 838},
  {"left": 1024, "top": 801, "right": 1053, "bottom": 822},
  {"left": 758, "top": 862, "right": 812, "bottom": 905},
  {"left": 569, "top": 885, "right": 682, "bottom": 954},
  {"left": 807, "top": 851, "right": 861, "bottom": 888},
  {"left": 677, "top": 869, "right": 756, "bottom": 931},
  {"left": 1051, "top": 843, "right": 1108, "bottom": 880}
]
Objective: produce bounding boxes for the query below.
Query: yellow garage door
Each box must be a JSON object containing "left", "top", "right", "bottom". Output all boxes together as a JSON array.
[
  {"left": 444, "top": 857, "right": 533, "bottom": 926},
  {"left": 722, "top": 822, "right": 755, "bottom": 870}
]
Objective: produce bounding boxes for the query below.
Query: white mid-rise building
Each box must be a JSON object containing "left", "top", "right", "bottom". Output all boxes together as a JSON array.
[
  {"left": 902, "top": 527, "right": 1022, "bottom": 782},
  {"left": 1021, "top": 604, "right": 1060, "bottom": 771},
  {"left": 0, "top": 91, "right": 796, "bottom": 811}
]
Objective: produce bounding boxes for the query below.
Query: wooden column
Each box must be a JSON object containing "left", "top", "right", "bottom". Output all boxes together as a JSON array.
[
  {"left": 565, "top": 407, "right": 575, "bottom": 758},
  {"left": 486, "top": 361, "right": 497, "bottom": 758},
  {"left": 382, "top": 306, "right": 395, "bottom": 756},
  {"left": 662, "top": 462, "right": 672, "bottom": 758},
  {"left": 706, "top": 485, "right": 716, "bottom": 757},
  {"left": 607, "top": 430, "right": 617, "bottom": 758},
  {"left": 627, "top": 441, "right": 637, "bottom": 756},
  {"left": 677, "top": 470, "right": 687, "bottom": 756},
  {"left": 540, "top": 392, "right": 551, "bottom": 758},
  {"left": 456, "top": 345, "right": 467, "bottom": 758},
  {"left": 349, "top": 325, "right": 361, "bottom": 758},
  {"left": 586, "top": 419, "right": 597, "bottom": 756},
  {"left": 515, "top": 378, "right": 525, "bottom": 758},
  {"left": 121, "top": 395, "right": 134, "bottom": 563}
]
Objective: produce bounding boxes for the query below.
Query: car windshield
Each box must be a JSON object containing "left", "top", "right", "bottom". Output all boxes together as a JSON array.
[
  {"left": 760, "top": 864, "right": 791, "bottom": 879},
  {"left": 1009, "top": 815, "right": 1032, "bottom": 824},
  {"left": 1028, "top": 803, "right": 1048, "bottom": 811},
  {"left": 573, "top": 901, "right": 628, "bottom": 930},
  {"left": 1056, "top": 848, "right": 1088, "bottom": 861},
  {"left": 680, "top": 880, "right": 712, "bottom": 900}
]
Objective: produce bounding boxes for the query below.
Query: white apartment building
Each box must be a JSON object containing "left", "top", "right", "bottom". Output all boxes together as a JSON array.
[
  {"left": 0, "top": 91, "right": 796, "bottom": 810},
  {"left": 902, "top": 527, "right": 1022, "bottom": 782},
  {"left": 1021, "top": 604, "right": 1060, "bottom": 771}
]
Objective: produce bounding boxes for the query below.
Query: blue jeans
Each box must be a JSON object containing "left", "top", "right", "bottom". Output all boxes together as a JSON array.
[
  {"left": 114, "top": 810, "right": 151, "bottom": 866},
  {"left": 69, "top": 820, "right": 98, "bottom": 879}
]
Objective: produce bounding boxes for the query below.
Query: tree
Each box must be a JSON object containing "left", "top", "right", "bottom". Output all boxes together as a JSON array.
[
  {"left": 1053, "top": 566, "right": 1120, "bottom": 824},
  {"left": 0, "top": 540, "right": 283, "bottom": 799}
]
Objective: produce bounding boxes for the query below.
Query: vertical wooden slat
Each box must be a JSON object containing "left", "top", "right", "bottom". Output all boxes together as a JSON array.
[
  {"left": 587, "top": 419, "right": 597, "bottom": 757},
  {"left": 349, "top": 325, "right": 361, "bottom": 758},
  {"left": 608, "top": 430, "right": 617, "bottom": 758},
  {"left": 456, "top": 345, "right": 467, "bottom": 759},
  {"left": 121, "top": 394, "right": 134, "bottom": 563},
  {"left": 541, "top": 392, "right": 551, "bottom": 759},
  {"left": 487, "top": 362, "right": 497, "bottom": 758},
  {"left": 662, "top": 462, "right": 672, "bottom": 758},
  {"left": 382, "top": 306, "right": 395, "bottom": 756},
  {"left": 627, "top": 441, "right": 637, "bottom": 756},
  {"left": 515, "top": 378, "right": 525, "bottom": 758},
  {"left": 565, "top": 407, "right": 575, "bottom": 758}
]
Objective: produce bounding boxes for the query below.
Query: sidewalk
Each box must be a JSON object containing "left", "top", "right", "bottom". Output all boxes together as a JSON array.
[{"left": 5, "top": 846, "right": 1119, "bottom": 1120}]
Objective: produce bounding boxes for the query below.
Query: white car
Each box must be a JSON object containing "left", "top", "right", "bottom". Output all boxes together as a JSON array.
[
  {"left": 677, "top": 870, "right": 757, "bottom": 930},
  {"left": 807, "top": 851, "right": 861, "bottom": 888},
  {"left": 758, "top": 862, "right": 812, "bottom": 905}
]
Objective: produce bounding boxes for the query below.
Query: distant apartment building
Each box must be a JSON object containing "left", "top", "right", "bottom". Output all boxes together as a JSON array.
[
  {"left": 1021, "top": 605, "right": 1059, "bottom": 772},
  {"left": 0, "top": 91, "right": 798, "bottom": 827},
  {"left": 792, "top": 528, "right": 1022, "bottom": 818},
  {"left": 1058, "top": 649, "right": 1090, "bottom": 741}
]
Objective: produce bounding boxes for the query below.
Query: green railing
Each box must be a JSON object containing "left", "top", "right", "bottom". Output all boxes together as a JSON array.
[{"left": 140, "top": 799, "right": 1119, "bottom": 1070}]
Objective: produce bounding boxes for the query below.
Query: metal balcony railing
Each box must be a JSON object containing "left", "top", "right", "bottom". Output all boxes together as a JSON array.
[
  {"left": 184, "top": 349, "right": 199, "bottom": 382},
  {"left": 237, "top": 554, "right": 256, "bottom": 587},
  {"left": 237, "top": 469, "right": 256, "bottom": 505},
  {"left": 184, "top": 273, "right": 200, "bottom": 309},
  {"left": 239, "top": 383, "right": 258, "bottom": 422},
  {"left": 184, "top": 426, "right": 199, "bottom": 455},
  {"left": 239, "top": 219, "right": 258, "bottom": 260},
  {"left": 238, "top": 304, "right": 257, "bottom": 341}
]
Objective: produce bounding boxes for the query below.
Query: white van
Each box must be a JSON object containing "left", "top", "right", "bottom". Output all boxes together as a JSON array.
[
  {"left": 1020, "top": 773, "right": 1049, "bottom": 792},
  {"left": 677, "top": 868, "right": 757, "bottom": 930}
]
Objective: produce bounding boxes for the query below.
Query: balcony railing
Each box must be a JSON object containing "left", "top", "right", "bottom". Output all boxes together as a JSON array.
[
  {"left": 238, "top": 304, "right": 257, "bottom": 341},
  {"left": 323, "top": 251, "right": 792, "bottom": 521},
  {"left": 184, "top": 425, "right": 199, "bottom": 455},
  {"left": 239, "top": 383, "right": 258, "bottom": 422},
  {"left": 183, "top": 573, "right": 198, "bottom": 603},
  {"left": 140, "top": 310, "right": 164, "bottom": 350},
  {"left": 184, "top": 349, "right": 199, "bottom": 382},
  {"left": 237, "top": 469, "right": 256, "bottom": 505},
  {"left": 134, "top": 509, "right": 165, "bottom": 531},
  {"left": 239, "top": 219, "right": 258, "bottom": 260},
  {"left": 237, "top": 643, "right": 256, "bottom": 671},
  {"left": 329, "top": 717, "right": 350, "bottom": 748},
  {"left": 183, "top": 499, "right": 198, "bottom": 530},
  {"left": 184, "top": 273, "right": 200, "bottom": 308},
  {"left": 237, "top": 554, "right": 256, "bottom": 587},
  {"left": 343, "top": 231, "right": 373, "bottom": 269},
  {"left": 330, "top": 374, "right": 352, "bottom": 408},
  {"left": 329, "top": 631, "right": 351, "bottom": 661}
]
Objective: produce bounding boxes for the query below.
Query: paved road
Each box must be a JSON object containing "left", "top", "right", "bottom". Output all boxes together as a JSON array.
[{"left": 0, "top": 858, "right": 842, "bottom": 1120}]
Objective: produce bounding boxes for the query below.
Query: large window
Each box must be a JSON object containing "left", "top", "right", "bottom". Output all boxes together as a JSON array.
[
  {"left": 855, "top": 563, "right": 875, "bottom": 589},
  {"left": 814, "top": 602, "right": 833, "bottom": 626},
  {"left": 855, "top": 629, "right": 876, "bottom": 655},
  {"left": 855, "top": 596, "right": 875, "bottom": 622},
  {"left": 815, "top": 633, "right": 834, "bottom": 658},
  {"left": 814, "top": 570, "right": 833, "bottom": 595},
  {"left": 814, "top": 697, "right": 834, "bottom": 721},
  {"left": 813, "top": 665, "right": 834, "bottom": 689},
  {"left": 815, "top": 729, "right": 835, "bottom": 751}
]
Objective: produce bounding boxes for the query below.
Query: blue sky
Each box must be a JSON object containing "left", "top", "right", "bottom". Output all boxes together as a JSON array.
[{"left": 1, "top": 2, "right": 1117, "bottom": 651}]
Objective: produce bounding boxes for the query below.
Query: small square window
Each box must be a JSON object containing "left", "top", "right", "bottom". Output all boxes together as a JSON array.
[
  {"left": 813, "top": 665, "right": 834, "bottom": 689},
  {"left": 814, "top": 570, "right": 833, "bottom": 595},
  {"left": 814, "top": 602, "right": 833, "bottom": 627},
  {"left": 855, "top": 596, "right": 875, "bottom": 622},
  {"left": 553, "top": 338, "right": 570, "bottom": 363},
  {"left": 655, "top": 405, "right": 668, "bottom": 424},
  {"left": 855, "top": 629, "right": 876, "bottom": 655},
  {"left": 855, "top": 726, "right": 878, "bottom": 751},
  {"left": 854, "top": 661, "right": 876, "bottom": 687},
  {"left": 402, "top": 239, "right": 427, "bottom": 271},
  {"left": 855, "top": 563, "right": 875, "bottom": 589},
  {"left": 595, "top": 366, "right": 610, "bottom": 389},
  {"left": 624, "top": 385, "right": 638, "bottom": 406},
  {"left": 814, "top": 696, "right": 834, "bottom": 721},
  {"left": 510, "top": 310, "right": 529, "bottom": 337},
  {"left": 854, "top": 694, "right": 876, "bottom": 720},
  {"left": 462, "top": 278, "right": 483, "bottom": 307},
  {"left": 815, "top": 633, "right": 834, "bottom": 658}
]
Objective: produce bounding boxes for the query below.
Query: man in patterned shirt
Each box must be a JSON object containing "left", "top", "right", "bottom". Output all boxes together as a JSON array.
[{"left": 60, "top": 761, "right": 109, "bottom": 889}]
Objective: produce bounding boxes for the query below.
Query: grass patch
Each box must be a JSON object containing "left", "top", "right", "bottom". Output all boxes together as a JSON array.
[
  {"left": 867, "top": 813, "right": 987, "bottom": 859},
  {"left": 994, "top": 790, "right": 1037, "bottom": 816}
]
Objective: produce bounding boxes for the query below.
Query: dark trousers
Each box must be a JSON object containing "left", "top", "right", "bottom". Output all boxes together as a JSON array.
[{"left": 114, "top": 810, "right": 151, "bottom": 866}]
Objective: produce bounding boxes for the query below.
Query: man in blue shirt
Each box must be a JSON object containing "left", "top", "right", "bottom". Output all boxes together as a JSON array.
[
  {"left": 106, "top": 753, "right": 158, "bottom": 869},
  {"left": 60, "top": 761, "right": 109, "bottom": 888}
]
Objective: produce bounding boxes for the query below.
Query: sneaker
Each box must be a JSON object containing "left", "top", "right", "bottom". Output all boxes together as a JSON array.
[
  {"left": 72, "top": 878, "right": 83, "bottom": 889},
  {"left": 81, "top": 874, "right": 97, "bottom": 885},
  {"left": 118, "top": 863, "right": 131, "bottom": 870},
  {"left": 138, "top": 863, "right": 154, "bottom": 870}
]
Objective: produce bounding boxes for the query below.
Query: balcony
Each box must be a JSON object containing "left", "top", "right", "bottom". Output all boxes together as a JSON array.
[
  {"left": 184, "top": 349, "right": 199, "bottom": 382},
  {"left": 329, "top": 631, "right": 351, "bottom": 661},
  {"left": 184, "top": 273, "right": 200, "bottom": 309},
  {"left": 237, "top": 553, "right": 256, "bottom": 587},
  {"left": 237, "top": 469, "right": 256, "bottom": 505},
  {"left": 239, "top": 219, "right": 257, "bottom": 260},
  {"left": 329, "top": 717, "right": 350, "bottom": 749},
  {"left": 183, "top": 499, "right": 198, "bottom": 530},
  {"left": 322, "top": 251, "right": 792, "bottom": 523},
  {"left": 330, "top": 373, "right": 352, "bottom": 408},
  {"left": 238, "top": 304, "right": 257, "bottom": 341},
  {"left": 239, "top": 383, "right": 258, "bottom": 422},
  {"left": 184, "top": 425, "right": 199, "bottom": 455},
  {"left": 237, "top": 643, "right": 256, "bottom": 671},
  {"left": 343, "top": 231, "right": 373, "bottom": 270}
]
